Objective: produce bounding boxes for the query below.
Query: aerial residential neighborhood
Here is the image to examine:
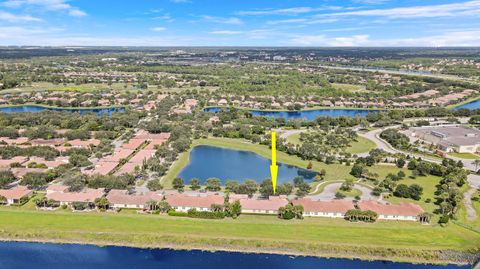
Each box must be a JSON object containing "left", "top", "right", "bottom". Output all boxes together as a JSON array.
[{"left": 1, "top": 0, "right": 480, "bottom": 268}]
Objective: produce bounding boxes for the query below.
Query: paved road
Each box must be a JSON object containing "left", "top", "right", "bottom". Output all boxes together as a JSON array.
[
  {"left": 307, "top": 182, "right": 377, "bottom": 201},
  {"left": 275, "top": 129, "right": 307, "bottom": 140},
  {"left": 359, "top": 127, "right": 478, "bottom": 171},
  {"left": 466, "top": 174, "right": 480, "bottom": 221}
]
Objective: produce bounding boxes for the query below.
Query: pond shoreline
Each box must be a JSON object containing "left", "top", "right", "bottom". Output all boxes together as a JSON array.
[
  {"left": 0, "top": 237, "right": 475, "bottom": 266},
  {"left": 0, "top": 103, "right": 126, "bottom": 110}
]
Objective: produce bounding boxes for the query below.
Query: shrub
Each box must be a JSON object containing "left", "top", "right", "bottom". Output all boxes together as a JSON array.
[
  {"left": 438, "top": 215, "right": 450, "bottom": 225},
  {"left": 167, "top": 210, "right": 188, "bottom": 217},
  {"left": 187, "top": 208, "right": 225, "bottom": 219},
  {"left": 71, "top": 202, "right": 89, "bottom": 211}
]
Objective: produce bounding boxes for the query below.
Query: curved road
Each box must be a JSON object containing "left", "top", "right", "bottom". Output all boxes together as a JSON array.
[{"left": 308, "top": 182, "right": 378, "bottom": 201}]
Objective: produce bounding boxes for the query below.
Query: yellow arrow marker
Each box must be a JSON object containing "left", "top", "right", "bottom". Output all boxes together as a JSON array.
[{"left": 270, "top": 131, "right": 278, "bottom": 195}]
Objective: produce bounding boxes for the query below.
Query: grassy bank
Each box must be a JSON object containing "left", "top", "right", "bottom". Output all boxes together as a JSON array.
[{"left": 0, "top": 208, "right": 478, "bottom": 265}]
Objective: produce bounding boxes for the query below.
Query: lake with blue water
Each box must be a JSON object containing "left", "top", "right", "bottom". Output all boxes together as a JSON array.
[
  {"left": 178, "top": 145, "right": 317, "bottom": 183},
  {"left": 204, "top": 107, "right": 381, "bottom": 121},
  {"left": 453, "top": 99, "right": 480, "bottom": 110},
  {"left": 0, "top": 241, "right": 468, "bottom": 269},
  {"left": 0, "top": 105, "right": 125, "bottom": 116}
]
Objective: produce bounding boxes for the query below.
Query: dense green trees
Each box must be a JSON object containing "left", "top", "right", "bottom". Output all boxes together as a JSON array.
[
  {"left": 345, "top": 209, "right": 378, "bottom": 222},
  {"left": 278, "top": 203, "right": 304, "bottom": 220},
  {"left": 393, "top": 184, "right": 423, "bottom": 200},
  {"left": 380, "top": 129, "right": 411, "bottom": 149},
  {"left": 172, "top": 177, "right": 185, "bottom": 192},
  {"left": 0, "top": 171, "right": 15, "bottom": 188}
]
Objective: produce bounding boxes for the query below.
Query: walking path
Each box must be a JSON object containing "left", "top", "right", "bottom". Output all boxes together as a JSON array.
[{"left": 466, "top": 174, "right": 480, "bottom": 221}]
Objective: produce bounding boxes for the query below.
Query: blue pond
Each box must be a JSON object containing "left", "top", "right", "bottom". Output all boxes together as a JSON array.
[
  {"left": 0, "top": 105, "right": 125, "bottom": 116},
  {"left": 178, "top": 145, "right": 316, "bottom": 184},
  {"left": 0, "top": 241, "right": 468, "bottom": 269},
  {"left": 204, "top": 107, "right": 381, "bottom": 121},
  {"left": 453, "top": 99, "right": 480, "bottom": 110}
]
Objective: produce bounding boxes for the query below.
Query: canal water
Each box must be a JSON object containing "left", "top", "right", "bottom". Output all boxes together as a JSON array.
[{"left": 0, "top": 241, "right": 468, "bottom": 269}]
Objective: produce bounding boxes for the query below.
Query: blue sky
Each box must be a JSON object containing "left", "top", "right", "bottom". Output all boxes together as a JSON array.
[{"left": 0, "top": 0, "right": 480, "bottom": 46}]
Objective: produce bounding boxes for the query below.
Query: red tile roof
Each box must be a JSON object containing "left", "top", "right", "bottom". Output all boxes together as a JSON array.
[
  {"left": 114, "top": 162, "right": 139, "bottom": 176},
  {"left": 11, "top": 168, "right": 47, "bottom": 178},
  {"left": 47, "top": 187, "right": 104, "bottom": 203},
  {"left": 144, "top": 139, "right": 167, "bottom": 150},
  {"left": 0, "top": 156, "right": 28, "bottom": 167},
  {"left": 102, "top": 149, "right": 134, "bottom": 162},
  {"left": 129, "top": 149, "right": 155, "bottom": 164},
  {"left": 165, "top": 193, "right": 225, "bottom": 208},
  {"left": 85, "top": 161, "right": 118, "bottom": 176},
  {"left": 358, "top": 200, "right": 424, "bottom": 217},
  {"left": 106, "top": 189, "right": 163, "bottom": 206},
  {"left": 46, "top": 184, "right": 69, "bottom": 193},
  {"left": 121, "top": 139, "right": 145, "bottom": 150},
  {"left": 0, "top": 137, "right": 29, "bottom": 145},
  {"left": 292, "top": 198, "right": 355, "bottom": 214},
  {"left": 230, "top": 196, "right": 289, "bottom": 211},
  {"left": 30, "top": 138, "right": 65, "bottom": 146},
  {"left": 67, "top": 139, "right": 101, "bottom": 147},
  {"left": 0, "top": 186, "right": 32, "bottom": 200},
  {"left": 27, "top": 156, "right": 69, "bottom": 168}
]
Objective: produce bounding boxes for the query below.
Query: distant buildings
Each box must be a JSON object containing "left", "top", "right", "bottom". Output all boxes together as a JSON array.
[{"left": 410, "top": 125, "right": 480, "bottom": 153}]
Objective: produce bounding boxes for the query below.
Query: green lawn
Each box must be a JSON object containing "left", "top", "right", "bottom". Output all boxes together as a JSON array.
[
  {"left": 336, "top": 187, "right": 363, "bottom": 198},
  {"left": 285, "top": 132, "right": 303, "bottom": 145},
  {"left": 284, "top": 132, "right": 375, "bottom": 154},
  {"left": 448, "top": 152, "right": 480, "bottom": 160},
  {"left": 345, "top": 137, "right": 376, "bottom": 154},
  {"left": 0, "top": 208, "right": 478, "bottom": 264},
  {"left": 331, "top": 83, "right": 367, "bottom": 93},
  {"left": 385, "top": 173, "right": 440, "bottom": 213}
]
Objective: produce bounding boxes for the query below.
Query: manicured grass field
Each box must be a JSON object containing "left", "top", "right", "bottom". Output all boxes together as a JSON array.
[
  {"left": 0, "top": 208, "right": 478, "bottom": 264},
  {"left": 449, "top": 152, "right": 480, "bottom": 160},
  {"left": 345, "top": 137, "right": 376, "bottom": 154},
  {"left": 285, "top": 132, "right": 303, "bottom": 145},
  {"left": 331, "top": 83, "right": 367, "bottom": 93}
]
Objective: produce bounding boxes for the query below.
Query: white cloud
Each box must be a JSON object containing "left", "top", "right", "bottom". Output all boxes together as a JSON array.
[
  {"left": 289, "top": 30, "right": 480, "bottom": 46},
  {"left": 151, "top": 27, "right": 167, "bottom": 32},
  {"left": 0, "top": 10, "right": 42, "bottom": 22},
  {"left": 238, "top": 6, "right": 354, "bottom": 16},
  {"left": 0, "top": 26, "right": 61, "bottom": 38},
  {"left": 267, "top": 18, "right": 338, "bottom": 25},
  {"left": 318, "top": 0, "right": 480, "bottom": 19},
  {"left": 209, "top": 30, "right": 242, "bottom": 35},
  {"left": 352, "top": 0, "right": 390, "bottom": 4},
  {"left": 68, "top": 9, "right": 86, "bottom": 17},
  {"left": 290, "top": 34, "right": 370, "bottom": 46},
  {"left": 239, "top": 7, "right": 319, "bottom": 16},
  {"left": 2, "top": 0, "right": 87, "bottom": 17},
  {"left": 202, "top": 15, "right": 243, "bottom": 25}
]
